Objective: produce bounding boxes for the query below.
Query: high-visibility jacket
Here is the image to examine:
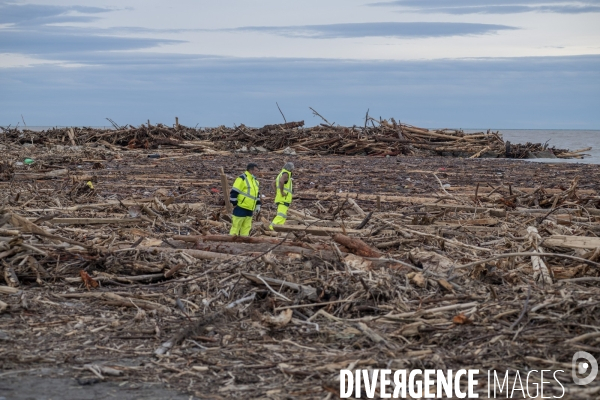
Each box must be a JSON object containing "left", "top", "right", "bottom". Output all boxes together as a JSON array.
[
  {"left": 230, "top": 171, "right": 260, "bottom": 212},
  {"left": 274, "top": 168, "right": 293, "bottom": 205}
]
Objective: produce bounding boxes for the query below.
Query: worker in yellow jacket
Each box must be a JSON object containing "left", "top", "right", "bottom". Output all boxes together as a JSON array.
[
  {"left": 229, "top": 163, "right": 261, "bottom": 236},
  {"left": 270, "top": 162, "right": 294, "bottom": 230}
]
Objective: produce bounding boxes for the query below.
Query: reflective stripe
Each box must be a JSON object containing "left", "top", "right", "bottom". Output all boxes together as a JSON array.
[
  {"left": 242, "top": 175, "right": 259, "bottom": 200},
  {"left": 274, "top": 168, "right": 293, "bottom": 204},
  {"left": 232, "top": 186, "right": 257, "bottom": 201},
  {"left": 277, "top": 212, "right": 287, "bottom": 218}
]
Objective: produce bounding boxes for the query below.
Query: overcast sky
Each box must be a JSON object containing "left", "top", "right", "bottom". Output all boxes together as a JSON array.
[{"left": 1, "top": 0, "right": 599, "bottom": 128}]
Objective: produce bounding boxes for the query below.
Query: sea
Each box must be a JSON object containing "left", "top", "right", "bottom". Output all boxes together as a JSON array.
[
  {"left": 2, "top": 126, "right": 599, "bottom": 165},
  {"left": 464, "top": 129, "right": 600, "bottom": 165}
]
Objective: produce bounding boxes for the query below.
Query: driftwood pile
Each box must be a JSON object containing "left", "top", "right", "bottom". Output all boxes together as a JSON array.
[
  {"left": 0, "top": 142, "right": 599, "bottom": 398},
  {"left": 1, "top": 116, "right": 591, "bottom": 159}
]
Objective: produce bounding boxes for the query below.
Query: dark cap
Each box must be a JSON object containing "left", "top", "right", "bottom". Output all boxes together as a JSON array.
[{"left": 247, "top": 163, "right": 259, "bottom": 171}]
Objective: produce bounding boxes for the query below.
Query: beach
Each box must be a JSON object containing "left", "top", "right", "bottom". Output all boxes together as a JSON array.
[{"left": 1, "top": 132, "right": 599, "bottom": 398}]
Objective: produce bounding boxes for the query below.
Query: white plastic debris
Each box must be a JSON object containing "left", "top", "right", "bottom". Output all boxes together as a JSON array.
[{"left": 283, "top": 147, "right": 296, "bottom": 155}]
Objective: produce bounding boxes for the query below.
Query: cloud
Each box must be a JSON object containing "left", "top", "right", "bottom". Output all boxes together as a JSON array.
[
  {"left": 0, "top": 1, "right": 110, "bottom": 26},
  {"left": 369, "top": 0, "right": 600, "bottom": 14},
  {"left": 0, "top": 2, "right": 181, "bottom": 55},
  {"left": 0, "top": 53, "right": 598, "bottom": 129},
  {"left": 0, "top": 27, "right": 182, "bottom": 54},
  {"left": 0, "top": 20, "right": 513, "bottom": 60},
  {"left": 228, "top": 22, "right": 516, "bottom": 39}
]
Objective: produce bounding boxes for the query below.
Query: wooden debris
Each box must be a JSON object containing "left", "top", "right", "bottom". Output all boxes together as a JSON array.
[
  {"left": 332, "top": 233, "right": 382, "bottom": 258},
  {"left": 409, "top": 248, "right": 454, "bottom": 274},
  {"left": 3, "top": 266, "right": 19, "bottom": 287},
  {"left": 79, "top": 270, "right": 99, "bottom": 290},
  {"left": 262, "top": 309, "right": 293, "bottom": 328},
  {"left": 271, "top": 225, "right": 361, "bottom": 236},
  {"left": 46, "top": 217, "right": 143, "bottom": 225},
  {"left": 136, "top": 246, "right": 251, "bottom": 261},
  {"left": 526, "top": 226, "right": 553, "bottom": 285},
  {"left": 241, "top": 273, "right": 318, "bottom": 301},
  {"left": 343, "top": 254, "right": 373, "bottom": 271},
  {"left": 408, "top": 271, "right": 427, "bottom": 288},
  {"left": 14, "top": 169, "right": 69, "bottom": 180},
  {"left": 544, "top": 235, "right": 600, "bottom": 250},
  {"left": 220, "top": 167, "right": 233, "bottom": 215},
  {"left": 0, "top": 128, "right": 597, "bottom": 398},
  {"left": 0, "top": 120, "right": 586, "bottom": 159},
  {"left": 356, "top": 322, "right": 388, "bottom": 345},
  {"left": 0, "top": 286, "right": 19, "bottom": 295}
]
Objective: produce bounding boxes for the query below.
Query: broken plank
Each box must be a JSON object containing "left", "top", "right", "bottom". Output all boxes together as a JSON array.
[
  {"left": 173, "top": 235, "right": 284, "bottom": 245},
  {"left": 0, "top": 286, "right": 20, "bottom": 295},
  {"left": 424, "top": 203, "right": 506, "bottom": 217},
  {"left": 46, "top": 218, "right": 144, "bottom": 225},
  {"left": 271, "top": 225, "right": 362, "bottom": 236},
  {"left": 13, "top": 169, "right": 69, "bottom": 180},
  {"left": 543, "top": 235, "right": 600, "bottom": 250},
  {"left": 296, "top": 191, "right": 445, "bottom": 205}
]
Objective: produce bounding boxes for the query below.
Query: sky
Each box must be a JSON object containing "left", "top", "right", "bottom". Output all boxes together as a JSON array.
[{"left": 1, "top": 0, "right": 599, "bottom": 128}]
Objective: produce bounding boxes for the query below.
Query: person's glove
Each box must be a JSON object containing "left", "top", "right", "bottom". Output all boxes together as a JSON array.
[{"left": 255, "top": 205, "right": 261, "bottom": 213}]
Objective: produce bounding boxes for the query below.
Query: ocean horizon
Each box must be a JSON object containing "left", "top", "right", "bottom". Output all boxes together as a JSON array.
[{"left": 466, "top": 129, "right": 600, "bottom": 165}]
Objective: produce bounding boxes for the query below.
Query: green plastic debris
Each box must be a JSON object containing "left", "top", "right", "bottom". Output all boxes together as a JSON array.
[{"left": 24, "top": 158, "right": 34, "bottom": 165}]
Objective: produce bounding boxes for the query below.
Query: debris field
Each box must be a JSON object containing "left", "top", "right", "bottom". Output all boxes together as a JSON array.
[
  {"left": 1, "top": 117, "right": 592, "bottom": 159},
  {"left": 0, "top": 122, "right": 599, "bottom": 399}
]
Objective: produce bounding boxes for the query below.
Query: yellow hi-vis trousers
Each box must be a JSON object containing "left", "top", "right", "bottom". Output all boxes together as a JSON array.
[
  {"left": 270, "top": 203, "right": 289, "bottom": 230},
  {"left": 230, "top": 215, "right": 253, "bottom": 236}
]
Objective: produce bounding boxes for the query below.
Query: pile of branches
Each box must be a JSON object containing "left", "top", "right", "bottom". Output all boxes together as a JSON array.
[
  {"left": 0, "top": 123, "right": 202, "bottom": 149},
  {"left": 1, "top": 115, "right": 589, "bottom": 158}
]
